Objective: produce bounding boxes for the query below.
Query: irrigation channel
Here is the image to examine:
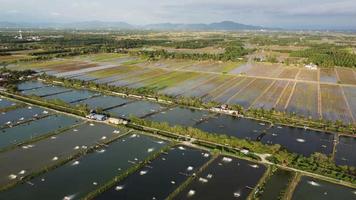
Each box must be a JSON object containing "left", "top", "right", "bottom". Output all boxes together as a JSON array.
[{"left": 0, "top": 80, "right": 354, "bottom": 199}]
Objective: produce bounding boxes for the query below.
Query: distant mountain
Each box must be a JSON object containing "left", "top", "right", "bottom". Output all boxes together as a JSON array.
[
  {"left": 143, "top": 21, "right": 263, "bottom": 30},
  {"left": 0, "top": 21, "right": 265, "bottom": 30},
  {"left": 65, "top": 21, "right": 134, "bottom": 29}
]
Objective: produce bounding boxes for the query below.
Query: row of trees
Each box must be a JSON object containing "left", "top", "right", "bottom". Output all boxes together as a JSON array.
[{"left": 290, "top": 45, "right": 356, "bottom": 68}]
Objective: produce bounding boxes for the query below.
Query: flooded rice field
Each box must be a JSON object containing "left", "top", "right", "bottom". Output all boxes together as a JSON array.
[
  {"left": 107, "top": 101, "right": 167, "bottom": 119},
  {"left": 292, "top": 176, "right": 356, "bottom": 200},
  {"left": 259, "top": 169, "right": 294, "bottom": 200},
  {"left": 335, "top": 136, "right": 356, "bottom": 167},
  {"left": 0, "top": 114, "right": 80, "bottom": 150},
  {"left": 145, "top": 107, "right": 213, "bottom": 127},
  {"left": 95, "top": 146, "right": 210, "bottom": 200},
  {"left": 0, "top": 106, "right": 48, "bottom": 127},
  {"left": 174, "top": 156, "right": 266, "bottom": 200},
  {"left": 0, "top": 123, "right": 125, "bottom": 186},
  {"left": 0, "top": 134, "right": 168, "bottom": 200}
]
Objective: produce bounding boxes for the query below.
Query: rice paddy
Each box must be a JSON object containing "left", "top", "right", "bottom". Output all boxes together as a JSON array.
[{"left": 9, "top": 54, "right": 356, "bottom": 124}]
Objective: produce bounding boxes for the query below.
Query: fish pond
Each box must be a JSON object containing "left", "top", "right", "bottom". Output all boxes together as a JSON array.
[
  {"left": 95, "top": 146, "right": 210, "bottom": 200},
  {"left": 174, "top": 156, "right": 266, "bottom": 200},
  {"left": 0, "top": 134, "right": 168, "bottom": 200}
]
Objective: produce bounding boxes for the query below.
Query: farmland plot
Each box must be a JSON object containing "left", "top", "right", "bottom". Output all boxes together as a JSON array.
[
  {"left": 251, "top": 80, "right": 289, "bottom": 109},
  {"left": 244, "top": 63, "right": 285, "bottom": 78},
  {"left": 274, "top": 81, "right": 295, "bottom": 111},
  {"left": 107, "top": 68, "right": 158, "bottom": 87},
  {"left": 213, "top": 77, "right": 255, "bottom": 104},
  {"left": 143, "top": 71, "right": 200, "bottom": 91},
  {"left": 342, "top": 86, "right": 356, "bottom": 122},
  {"left": 320, "top": 84, "right": 353, "bottom": 123},
  {"left": 159, "top": 74, "right": 217, "bottom": 97},
  {"left": 278, "top": 68, "right": 300, "bottom": 79},
  {"left": 229, "top": 63, "right": 254, "bottom": 74},
  {"left": 202, "top": 76, "right": 243, "bottom": 102},
  {"left": 181, "top": 61, "right": 237, "bottom": 73},
  {"left": 286, "top": 82, "right": 319, "bottom": 118},
  {"left": 319, "top": 68, "right": 338, "bottom": 83},
  {"left": 88, "top": 65, "right": 141, "bottom": 79},
  {"left": 296, "top": 68, "right": 318, "bottom": 81},
  {"left": 336, "top": 68, "right": 356, "bottom": 85},
  {"left": 125, "top": 69, "right": 173, "bottom": 88},
  {"left": 180, "top": 75, "right": 230, "bottom": 98},
  {"left": 228, "top": 78, "right": 274, "bottom": 108}
]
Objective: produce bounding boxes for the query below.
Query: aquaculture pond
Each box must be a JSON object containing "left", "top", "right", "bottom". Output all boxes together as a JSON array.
[
  {"left": 0, "top": 123, "right": 126, "bottom": 186},
  {"left": 260, "top": 126, "right": 334, "bottom": 157},
  {"left": 96, "top": 146, "right": 210, "bottom": 200},
  {"left": 292, "top": 176, "right": 356, "bottom": 200},
  {"left": 175, "top": 156, "right": 266, "bottom": 200},
  {"left": 73, "top": 95, "right": 131, "bottom": 110},
  {"left": 259, "top": 169, "right": 294, "bottom": 200},
  {"left": 43, "top": 89, "right": 99, "bottom": 103},
  {"left": 145, "top": 107, "right": 214, "bottom": 127},
  {"left": 0, "top": 134, "right": 167, "bottom": 200},
  {"left": 335, "top": 136, "right": 356, "bottom": 167},
  {"left": 107, "top": 101, "right": 167, "bottom": 119},
  {"left": 0, "top": 97, "right": 16, "bottom": 109},
  {"left": 0, "top": 106, "right": 49, "bottom": 127},
  {"left": 193, "top": 114, "right": 334, "bottom": 157},
  {"left": 193, "top": 114, "right": 268, "bottom": 141},
  {"left": 20, "top": 85, "right": 71, "bottom": 97},
  {"left": 0, "top": 114, "right": 80, "bottom": 150},
  {"left": 17, "top": 81, "right": 47, "bottom": 91}
]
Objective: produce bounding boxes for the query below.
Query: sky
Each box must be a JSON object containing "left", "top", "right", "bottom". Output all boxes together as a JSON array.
[{"left": 0, "top": 0, "right": 356, "bottom": 29}]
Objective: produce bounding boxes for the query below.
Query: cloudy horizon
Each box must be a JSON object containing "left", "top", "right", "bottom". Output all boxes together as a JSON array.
[{"left": 1, "top": 0, "right": 356, "bottom": 29}]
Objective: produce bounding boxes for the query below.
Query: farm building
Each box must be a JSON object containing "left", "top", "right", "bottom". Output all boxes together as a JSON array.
[
  {"left": 87, "top": 113, "right": 107, "bottom": 121},
  {"left": 304, "top": 63, "right": 318, "bottom": 70}
]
